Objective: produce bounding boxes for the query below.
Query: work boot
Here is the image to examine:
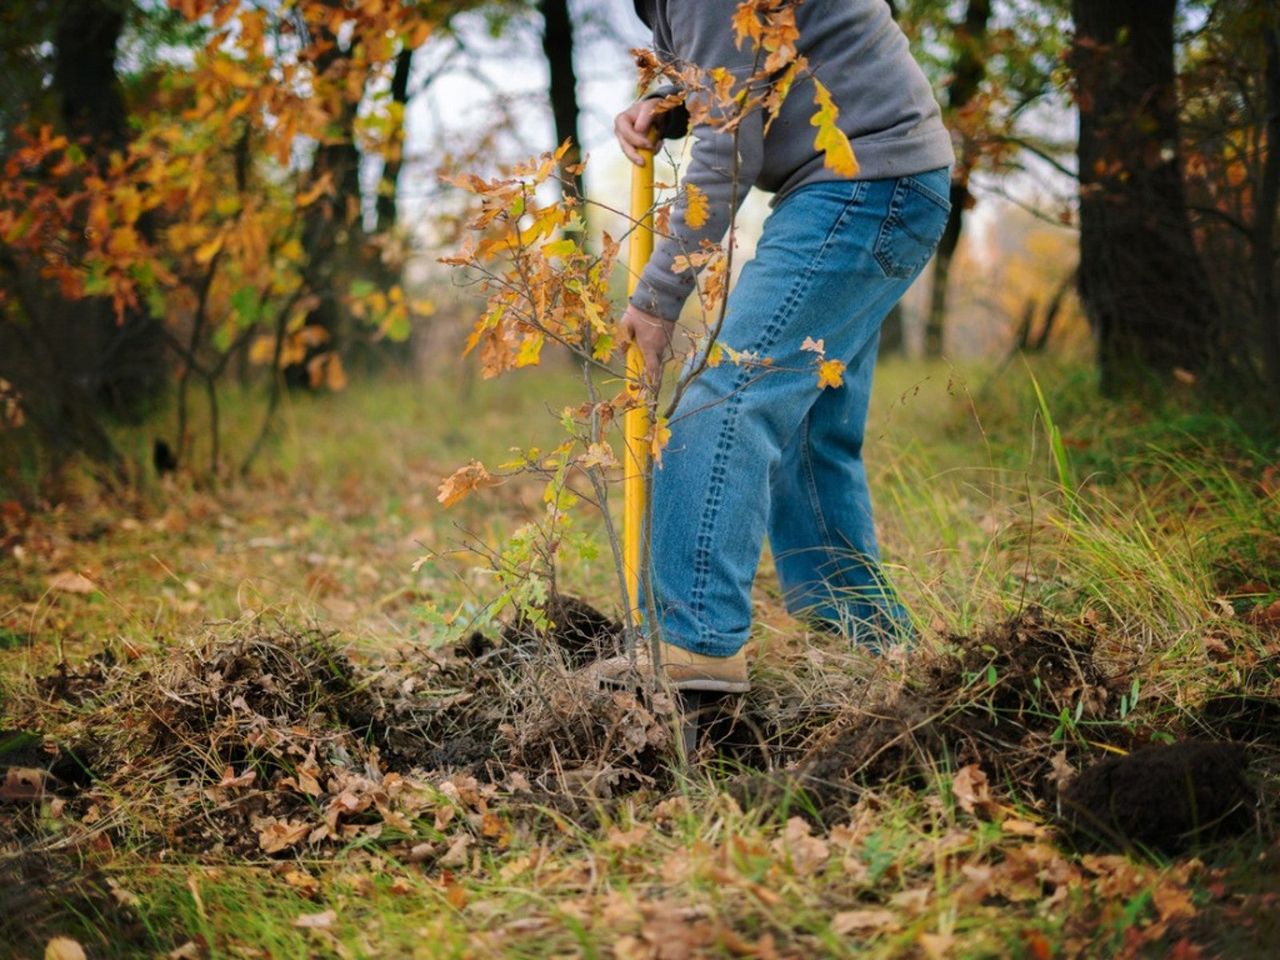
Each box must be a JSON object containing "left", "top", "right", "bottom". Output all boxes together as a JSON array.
[{"left": 593, "top": 639, "right": 751, "bottom": 693}]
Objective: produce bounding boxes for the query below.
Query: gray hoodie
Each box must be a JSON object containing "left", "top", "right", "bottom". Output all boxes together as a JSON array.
[{"left": 630, "top": 0, "right": 954, "bottom": 322}]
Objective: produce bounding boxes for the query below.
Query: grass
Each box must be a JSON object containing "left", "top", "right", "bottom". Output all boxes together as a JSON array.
[{"left": 2, "top": 353, "right": 1279, "bottom": 958}]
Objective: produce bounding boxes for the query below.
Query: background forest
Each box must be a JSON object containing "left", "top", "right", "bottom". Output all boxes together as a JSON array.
[{"left": 1, "top": 1, "right": 1279, "bottom": 958}]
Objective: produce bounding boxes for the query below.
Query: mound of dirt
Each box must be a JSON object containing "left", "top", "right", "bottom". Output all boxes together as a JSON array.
[
  {"left": 1059, "top": 741, "right": 1255, "bottom": 853},
  {"left": 2, "top": 598, "right": 668, "bottom": 857},
  {"left": 733, "top": 609, "right": 1124, "bottom": 822},
  {"left": 506, "top": 593, "right": 623, "bottom": 666}
]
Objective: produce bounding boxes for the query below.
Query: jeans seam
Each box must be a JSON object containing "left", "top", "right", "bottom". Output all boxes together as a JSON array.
[{"left": 686, "top": 187, "right": 862, "bottom": 646}]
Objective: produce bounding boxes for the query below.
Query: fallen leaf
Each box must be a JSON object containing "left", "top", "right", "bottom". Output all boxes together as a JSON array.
[
  {"left": 47, "top": 571, "right": 96, "bottom": 594},
  {"left": 283, "top": 869, "right": 320, "bottom": 897},
  {"left": 217, "top": 766, "right": 256, "bottom": 789},
  {"left": 1247, "top": 599, "right": 1280, "bottom": 630},
  {"left": 952, "top": 764, "right": 995, "bottom": 817},
  {"left": 255, "top": 816, "right": 310, "bottom": 854},
  {"left": 1, "top": 766, "right": 46, "bottom": 801},
  {"left": 771, "top": 816, "right": 829, "bottom": 876},
  {"left": 606, "top": 823, "right": 651, "bottom": 850},
  {"left": 439, "top": 833, "right": 472, "bottom": 868},
  {"left": 44, "top": 938, "right": 87, "bottom": 960},
  {"left": 919, "top": 931, "right": 954, "bottom": 959},
  {"left": 831, "top": 909, "right": 899, "bottom": 934},
  {"left": 292, "top": 909, "right": 336, "bottom": 930}
]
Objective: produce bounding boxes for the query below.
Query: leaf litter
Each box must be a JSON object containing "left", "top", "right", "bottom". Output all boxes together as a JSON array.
[{"left": 3, "top": 598, "right": 1279, "bottom": 952}]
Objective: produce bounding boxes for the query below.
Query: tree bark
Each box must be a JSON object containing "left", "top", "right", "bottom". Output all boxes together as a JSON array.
[
  {"left": 539, "top": 0, "right": 583, "bottom": 203},
  {"left": 1071, "top": 0, "right": 1221, "bottom": 395},
  {"left": 375, "top": 47, "right": 414, "bottom": 235},
  {"left": 923, "top": 0, "right": 989, "bottom": 359},
  {"left": 1257, "top": 27, "right": 1280, "bottom": 407}
]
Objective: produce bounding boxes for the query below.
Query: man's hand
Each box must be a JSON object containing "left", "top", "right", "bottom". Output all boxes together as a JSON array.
[
  {"left": 618, "top": 303, "right": 674, "bottom": 389},
  {"left": 614, "top": 99, "right": 663, "bottom": 166}
]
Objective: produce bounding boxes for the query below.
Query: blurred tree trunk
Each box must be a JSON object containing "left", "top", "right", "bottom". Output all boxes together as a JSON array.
[
  {"left": 0, "top": 0, "right": 164, "bottom": 472},
  {"left": 879, "top": 0, "right": 906, "bottom": 358},
  {"left": 923, "top": 0, "right": 989, "bottom": 359},
  {"left": 374, "top": 47, "right": 414, "bottom": 235},
  {"left": 287, "top": 33, "right": 365, "bottom": 390},
  {"left": 1258, "top": 28, "right": 1280, "bottom": 406},
  {"left": 539, "top": 0, "right": 583, "bottom": 203},
  {"left": 1071, "top": 0, "right": 1221, "bottom": 395}
]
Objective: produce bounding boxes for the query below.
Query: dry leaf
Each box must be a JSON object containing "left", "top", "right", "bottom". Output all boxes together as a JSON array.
[
  {"left": 283, "top": 869, "right": 321, "bottom": 897},
  {"left": 919, "top": 931, "right": 955, "bottom": 959},
  {"left": 771, "top": 816, "right": 829, "bottom": 876},
  {"left": 952, "top": 764, "right": 994, "bottom": 817},
  {"left": 292, "top": 909, "right": 336, "bottom": 930},
  {"left": 44, "top": 938, "right": 87, "bottom": 960},
  {"left": 47, "top": 571, "right": 96, "bottom": 594},
  {"left": 437, "top": 460, "right": 497, "bottom": 507},
  {"left": 606, "top": 823, "right": 651, "bottom": 850},
  {"left": 217, "top": 766, "right": 256, "bottom": 789},
  {"left": 439, "top": 833, "right": 472, "bottom": 867},
  {"left": 831, "top": 909, "right": 899, "bottom": 934},
  {"left": 255, "top": 816, "right": 310, "bottom": 854}
]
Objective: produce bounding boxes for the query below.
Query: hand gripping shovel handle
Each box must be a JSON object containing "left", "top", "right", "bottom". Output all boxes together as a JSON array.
[{"left": 623, "top": 146, "right": 654, "bottom": 620}]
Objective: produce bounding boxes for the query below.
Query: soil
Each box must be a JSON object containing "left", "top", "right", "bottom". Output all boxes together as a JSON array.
[
  {"left": 3, "top": 601, "right": 1274, "bottom": 861},
  {"left": 1058, "top": 741, "right": 1255, "bottom": 853}
]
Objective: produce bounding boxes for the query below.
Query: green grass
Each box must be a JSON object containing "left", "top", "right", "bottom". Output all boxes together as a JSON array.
[{"left": 3, "top": 355, "right": 1279, "bottom": 958}]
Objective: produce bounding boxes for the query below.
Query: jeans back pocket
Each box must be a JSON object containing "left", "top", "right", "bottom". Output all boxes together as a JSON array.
[{"left": 873, "top": 171, "right": 953, "bottom": 280}]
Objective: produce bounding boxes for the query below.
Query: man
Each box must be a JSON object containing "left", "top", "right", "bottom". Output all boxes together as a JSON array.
[{"left": 606, "top": 0, "right": 954, "bottom": 693}]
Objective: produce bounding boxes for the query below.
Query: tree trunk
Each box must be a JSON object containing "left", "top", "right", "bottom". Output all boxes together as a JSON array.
[
  {"left": 1071, "top": 0, "right": 1221, "bottom": 395},
  {"left": 878, "top": 0, "right": 906, "bottom": 358},
  {"left": 879, "top": 303, "right": 905, "bottom": 358},
  {"left": 374, "top": 47, "right": 414, "bottom": 235},
  {"left": 1257, "top": 28, "right": 1280, "bottom": 408},
  {"left": 52, "top": 0, "right": 166, "bottom": 422},
  {"left": 287, "top": 36, "right": 365, "bottom": 389},
  {"left": 923, "top": 0, "right": 989, "bottom": 359},
  {"left": 539, "top": 0, "right": 583, "bottom": 203}
]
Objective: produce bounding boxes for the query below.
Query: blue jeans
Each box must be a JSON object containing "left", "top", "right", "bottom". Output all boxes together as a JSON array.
[{"left": 650, "top": 168, "right": 952, "bottom": 656}]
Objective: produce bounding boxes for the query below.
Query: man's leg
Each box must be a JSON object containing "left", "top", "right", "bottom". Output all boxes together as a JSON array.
[
  {"left": 648, "top": 177, "right": 932, "bottom": 655},
  {"left": 768, "top": 326, "right": 911, "bottom": 649}
]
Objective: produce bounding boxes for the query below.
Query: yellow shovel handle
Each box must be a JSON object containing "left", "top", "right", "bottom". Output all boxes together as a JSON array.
[{"left": 624, "top": 149, "right": 654, "bottom": 618}]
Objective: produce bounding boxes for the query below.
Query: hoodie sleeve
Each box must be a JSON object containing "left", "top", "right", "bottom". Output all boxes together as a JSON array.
[{"left": 629, "top": 0, "right": 765, "bottom": 323}]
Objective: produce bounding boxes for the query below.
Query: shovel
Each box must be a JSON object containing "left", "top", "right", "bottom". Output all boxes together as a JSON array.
[{"left": 623, "top": 145, "right": 709, "bottom": 758}]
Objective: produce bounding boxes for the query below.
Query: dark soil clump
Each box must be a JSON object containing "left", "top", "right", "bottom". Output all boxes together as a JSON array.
[
  {"left": 1059, "top": 741, "right": 1255, "bottom": 853},
  {"left": 497, "top": 593, "right": 622, "bottom": 668}
]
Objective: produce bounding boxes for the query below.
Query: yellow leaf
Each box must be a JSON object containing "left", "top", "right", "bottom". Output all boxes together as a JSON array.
[
  {"left": 540, "top": 238, "right": 576, "bottom": 259},
  {"left": 684, "top": 182, "right": 709, "bottom": 230},
  {"left": 194, "top": 234, "right": 224, "bottom": 265},
  {"left": 810, "top": 81, "right": 859, "bottom": 178},
  {"left": 650, "top": 417, "right": 672, "bottom": 465},
  {"left": 437, "top": 461, "right": 497, "bottom": 507},
  {"left": 515, "top": 333, "right": 544, "bottom": 368},
  {"left": 44, "top": 937, "right": 86, "bottom": 960},
  {"left": 248, "top": 335, "right": 277, "bottom": 366},
  {"left": 817, "top": 358, "right": 846, "bottom": 389}
]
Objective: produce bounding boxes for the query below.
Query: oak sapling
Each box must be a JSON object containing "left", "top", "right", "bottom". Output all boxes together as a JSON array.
[{"left": 434, "top": 2, "right": 861, "bottom": 660}]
